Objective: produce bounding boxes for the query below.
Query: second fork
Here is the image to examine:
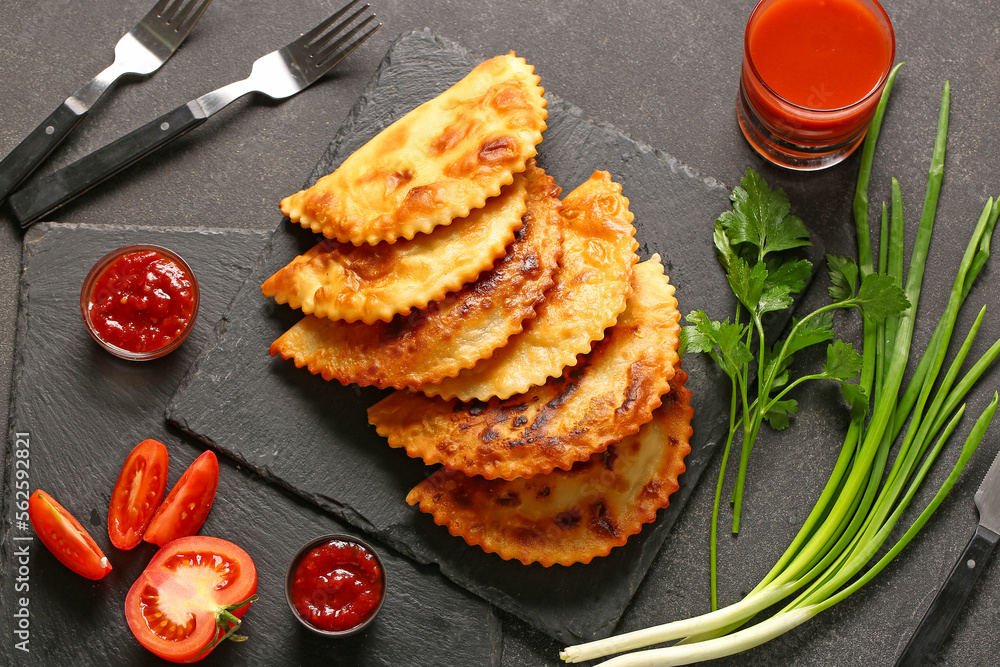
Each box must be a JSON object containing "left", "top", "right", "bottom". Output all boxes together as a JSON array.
[
  {"left": 0, "top": 0, "right": 213, "bottom": 204},
  {"left": 9, "top": 1, "right": 379, "bottom": 228}
]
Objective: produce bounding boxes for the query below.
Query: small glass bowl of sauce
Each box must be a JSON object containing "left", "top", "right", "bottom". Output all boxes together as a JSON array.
[
  {"left": 80, "top": 244, "right": 199, "bottom": 361},
  {"left": 285, "top": 534, "right": 386, "bottom": 637}
]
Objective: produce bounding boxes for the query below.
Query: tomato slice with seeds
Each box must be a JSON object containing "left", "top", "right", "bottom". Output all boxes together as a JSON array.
[
  {"left": 144, "top": 450, "right": 219, "bottom": 547},
  {"left": 28, "top": 489, "right": 113, "bottom": 580},
  {"left": 109, "top": 439, "right": 169, "bottom": 550},
  {"left": 125, "top": 536, "right": 257, "bottom": 663}
]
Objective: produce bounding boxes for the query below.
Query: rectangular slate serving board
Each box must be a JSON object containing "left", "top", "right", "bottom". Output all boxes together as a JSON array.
[
  {"left": 165, "top": 30, "right": 792, "bottom": 643},
  {"left": 0, "top": 223, "right": 497, "bottom": 667}
]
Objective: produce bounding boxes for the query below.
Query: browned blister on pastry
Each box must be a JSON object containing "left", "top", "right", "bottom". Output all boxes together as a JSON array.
[
  {"left": 368, "top": 257, "right": 681, "bottom": 480},
  {"left": 406, "top": 368, "right": 692, "bottom": 566},
  {"left": 280, "top": 53, "right": 547, "bottom": 245},
  {"left": 262, "top": 172, "right": 528, "bottom": 324},
  {"left": 424, "top": 171, "right": 638, "bottom": 401},
  {"left": 269, "top": 165, "right": 563, "bottom": 389}
]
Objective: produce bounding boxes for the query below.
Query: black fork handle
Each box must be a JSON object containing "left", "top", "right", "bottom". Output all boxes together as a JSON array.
[
  {"left": 8, "top": 101, "right": 208, "bottom": 227},
  {"left": 0, "top": 101, "right": 88, "bottom": 204}
]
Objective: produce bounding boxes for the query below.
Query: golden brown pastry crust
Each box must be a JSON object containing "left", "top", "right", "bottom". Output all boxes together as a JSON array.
[
  {"left": 262, "top": 173, "right": 528, "bottom": 324},
  {"left": 367, "top": 257, "right": 681, "bottom": 480},
  {"left": 280, "top": 53, "right": 547, "bottom": 245},
  {"left": 424, "top": 171, "right": 638, "bottom": 401},
  {"left": 406, "top": 369, "right": 693, "bottom": 566},
  {"left": 268, "top": 164, "right": 563, "bottom": 389}
]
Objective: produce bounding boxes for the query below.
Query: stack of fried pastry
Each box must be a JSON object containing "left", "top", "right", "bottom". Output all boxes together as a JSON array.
[{"left": 262, "top": 52, "right": 693, "bottom": 567}]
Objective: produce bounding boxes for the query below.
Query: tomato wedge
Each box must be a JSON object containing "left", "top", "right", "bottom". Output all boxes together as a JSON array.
[
  {"left": 109, "top": 438, "right": 169, "bottom": 550},
  {"left": 125, "top": 536, "right": 258, "bottom": 662},
  {"left": 28, "top": 490, "right": 112, "bottom": 580},
  {"left": 144, "top": 450, "right": 219, "bottom": 547}
]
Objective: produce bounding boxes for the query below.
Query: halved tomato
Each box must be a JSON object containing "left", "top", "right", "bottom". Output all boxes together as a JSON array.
[
  {"left": 144, "top": 450, "right": 219, "bottom": 547},
  {"left": 125, "top": 536, "right": 258, "bottom": 663},
  {"left": 109, "top": 438, "right": 169, "bottom": 550},
  {"left": 28, "top": 489, "right": 113, "bottom": 580}
]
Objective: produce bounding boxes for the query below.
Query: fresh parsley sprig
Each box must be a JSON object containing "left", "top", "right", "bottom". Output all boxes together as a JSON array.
[{"left": 680, "top": 168, "right": 908, "bottom": 610}]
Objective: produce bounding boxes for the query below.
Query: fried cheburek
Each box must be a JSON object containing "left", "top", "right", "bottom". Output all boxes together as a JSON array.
[
  {"left": 424, "top": 171, "right": 639, "bottom": 401},
  {"left": 280, "top": 53, "right": 547, "bottom": 245},
  {"left": 406, "top": 369, "right": 692, "bottom": 567},
  {"left": 368, "top": 257, "right": 681, "bottom": 480},
  {"left": 268, "top": 165, "right": 563, "bottom": 389},
  {"left": 262, "top": 172, "right": 529, "bottom": 324}
]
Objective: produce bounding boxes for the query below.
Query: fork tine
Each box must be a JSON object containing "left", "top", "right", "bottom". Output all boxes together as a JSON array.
[
  {"left": 298, "top": 0, "right": 362, "bottom": 47},
  {"left": 176, "top": 0, "right": 213, "bottom": 33},
  {"left": 167, "top": 0, "right": 200, "bottom": 29},
  {"left": 309, "top": 5, "right": 372, "bottom": 54},
  {"left": 147, "top": 0, "right": 175, "bottom": 19},
  {"left": 314, "top": 19, "right": 380, "bottom": 70}
]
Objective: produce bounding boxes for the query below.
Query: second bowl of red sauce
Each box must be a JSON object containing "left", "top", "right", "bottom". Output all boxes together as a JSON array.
[
  {"left": 80, "top": 244, "right": 199, "bottom": 361},
  {"left": 285, "top": 534, "right": 386, "bottom": 636}
]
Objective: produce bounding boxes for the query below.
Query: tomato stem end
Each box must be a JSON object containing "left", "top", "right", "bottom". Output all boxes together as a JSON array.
[{"left": 187, "top": 593, "right": 259, "bottom": 663}]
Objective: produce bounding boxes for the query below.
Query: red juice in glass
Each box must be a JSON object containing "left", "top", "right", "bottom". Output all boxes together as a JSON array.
[{"left": 737, "top": 0, "right": 895, "bottom": 170}]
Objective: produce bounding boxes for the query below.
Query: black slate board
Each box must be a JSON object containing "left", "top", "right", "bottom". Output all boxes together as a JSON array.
[
  {"left": 163, "top": 30, "right": 743, "bottom": 645},
  {"left": 0, "top": 223, "right": 496, "bottom": 666},
  {"left": 162, "top": 30, "right": 828, "bottom": 645}
]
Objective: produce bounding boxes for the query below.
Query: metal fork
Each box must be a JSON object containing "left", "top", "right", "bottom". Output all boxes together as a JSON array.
[
  {"left": 9, "top": 0, "right": 380, "bottom": 228},
  {"left": 0, "top": 0, "right": 213, "bottom": 203}
]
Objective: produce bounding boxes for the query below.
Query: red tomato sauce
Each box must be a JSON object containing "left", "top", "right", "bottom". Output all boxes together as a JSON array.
[
  {"left": 86, "top": 249, "right": 196, "bottom": 354},
  {"left": 290, "top": 538, "right": 384, "bottom": 632},
  {"left": 748, "top": 0, "right": 893, "bottom": 110}
]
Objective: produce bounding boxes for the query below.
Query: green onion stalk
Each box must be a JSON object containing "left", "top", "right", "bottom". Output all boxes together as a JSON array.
[{"left": 561, "top": 70, "right": 1000, "bottom": 666}]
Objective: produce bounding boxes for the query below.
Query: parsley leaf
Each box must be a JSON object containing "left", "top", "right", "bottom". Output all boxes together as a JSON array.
[
  {"left": 726, "top": 258, "right": 767, "bottom": 313},
  {"left": 713, "top": 221, "right": 738, "bottom": 274},
  {"left": 781, "top": 312, "right": 836, "bottom": 358},
  {"left": 827, "top": 253, "right": 908, "bottom": 320},
  {"left": 718, "top": 169, "right": 812, "bottom": 260},
  {"left": 827, "top": 255, "right": 859, "bottom": 301},
  {"left": 682, "top": 311, "right": 752, "bottom": 376},
  {"left": 764, "top": 399, "right": 798, "bottom": 430},
  {"left": 679, "top": 310, "right": 716, "bottom": 356},
  {"left": 758, "top": 259, "right": 813, "bottom": 315},
  {"left": 761, "top": 311, "right": 837, "bottom": 390},
  {"left": 822, "top": 340, "right": 863, "bottom": 381},
  {"left": 716, "top": 326, "right": 754, "bottom": 371},
  {"left": 855, "top": 273, "right": 910, "bottom": 320},
  {"left": 839, "top": 382, "right": 870, "bottom": 419}
]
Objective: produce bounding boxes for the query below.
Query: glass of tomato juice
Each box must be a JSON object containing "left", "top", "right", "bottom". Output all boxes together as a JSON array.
[{"left": 737, "top": 0, "right": 895, "bottom": 170}]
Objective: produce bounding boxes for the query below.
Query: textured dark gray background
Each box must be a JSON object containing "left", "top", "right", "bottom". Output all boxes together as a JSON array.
[{"left": 2, "top": 0, "right": 1000, "bottom": 665}]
